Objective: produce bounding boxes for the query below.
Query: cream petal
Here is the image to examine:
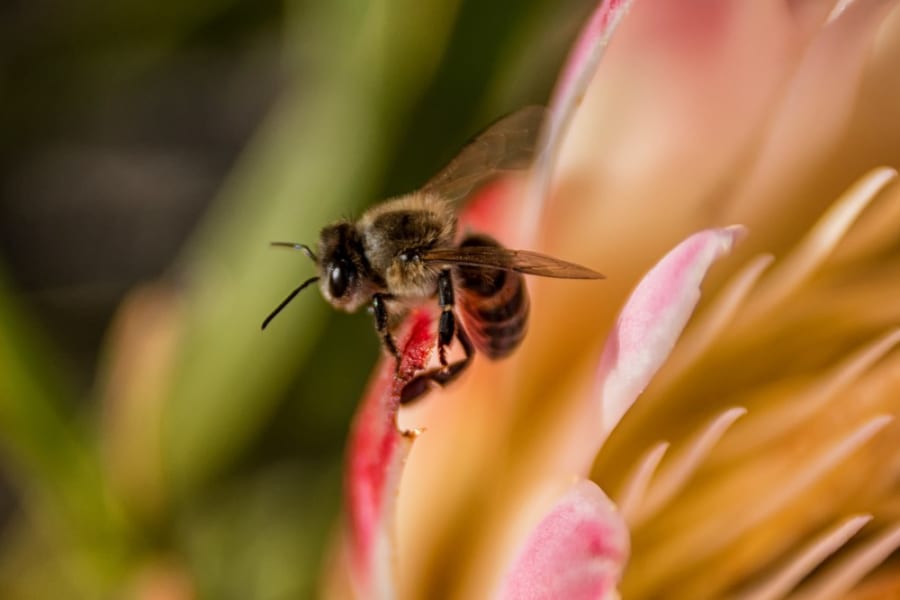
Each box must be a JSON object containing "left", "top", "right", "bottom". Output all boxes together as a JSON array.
[
  {"left": 633, "top": 406, "right": 746, "bottom": 526},
  {"left": 545, "top": 0, "right": 802, "bottom": 266},
  {"left": 626, "top": 415, "right": 893, "bottom": 598},
  {"left": 724, "top": 0, "right": 900, "bottom": 237},
  {"left": 738, "top": 167, "right": 897, "bottom": 321},
  {"left": 832, "top": 174, "right": 900, "bottom": 265},
  {"left": 793, "top": 521, "right": 900, "bottom": 600},
  {"left": 713, "top": 328, "right": 900, "bottom": 462},
  {"left": 617, "top": 441, "right": 670, "bottom": 524},
  {"left": 517, "top": 0, "right": 809, "bottom": 406},
  {"left": 735, "top": 514, "right": 873, "bottom": 600},
  {"left": 787, "top": 0, "right": 847, "bottom": 36}
]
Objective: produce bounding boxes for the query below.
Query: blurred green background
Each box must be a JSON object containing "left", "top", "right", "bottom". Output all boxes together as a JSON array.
[{"left": 0, "top": 0, "right": 596, "bottom": 597}]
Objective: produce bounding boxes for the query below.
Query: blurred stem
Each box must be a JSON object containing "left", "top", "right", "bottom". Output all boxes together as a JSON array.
[
  {"left": 0, "top": 276, "right": 130, "bottom": 590},
  {"left": 165, "top": 0, "right": 460, "bottom": 496}
]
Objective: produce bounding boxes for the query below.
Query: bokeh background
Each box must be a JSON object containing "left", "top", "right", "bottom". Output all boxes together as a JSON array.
[{"left": 0, "top": 0, "right": 606, "bottom": 597}]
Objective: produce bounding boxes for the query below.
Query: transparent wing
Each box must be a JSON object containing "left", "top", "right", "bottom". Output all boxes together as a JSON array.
[
  {"left": 421, "top": 245, "right": 603, "bottom": 279},
  {"left": 421, "top": 106, "right": 547, "bottom": 204}
]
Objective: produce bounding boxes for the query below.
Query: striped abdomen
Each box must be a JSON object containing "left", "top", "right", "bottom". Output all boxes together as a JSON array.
[{"left": 455, "top": 234, "right": 529, "bottom": 359}]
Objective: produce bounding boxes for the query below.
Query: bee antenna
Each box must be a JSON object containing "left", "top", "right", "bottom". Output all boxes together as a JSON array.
[
  {"left": 270, "top": 241, "right": 318, "bottom": 264},
  {"left": 261, "top": 276, "right": 320, "bottom": 330}
]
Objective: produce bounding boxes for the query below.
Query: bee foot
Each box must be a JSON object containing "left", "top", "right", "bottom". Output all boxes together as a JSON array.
[{"left": 400, "top": 376, "right": 432, "bottom": 405}]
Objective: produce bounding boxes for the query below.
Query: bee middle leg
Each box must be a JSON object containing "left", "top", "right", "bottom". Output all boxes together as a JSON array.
[
  {"left": 400, "top": 321, "right": 474, "bottom": 405},
  {"left": 371, "top": 293, "right": 400, "bottom": 362}
]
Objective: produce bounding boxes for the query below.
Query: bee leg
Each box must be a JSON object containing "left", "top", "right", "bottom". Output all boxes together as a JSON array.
[
  {"left": 372, "top": 294, "right": 400, "bottom": 363},
  {"left": 437, "top": 269, "right": 455, "bottom": 369},
  {"left": 400, "top": 321, "right": 474, "bottom": 405}
]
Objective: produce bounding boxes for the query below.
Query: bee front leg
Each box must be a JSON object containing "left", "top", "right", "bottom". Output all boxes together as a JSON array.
[
  {"left": 437, "top": 269, "right": 455, "bottom": 369},
  {"left": 371, "top": 294, "right": 400, "bottom": 364}
]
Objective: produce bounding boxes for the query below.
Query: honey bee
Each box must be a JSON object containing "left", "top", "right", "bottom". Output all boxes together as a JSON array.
[{"left": 262, "top": 106, "right": 602, "bottom": 404}]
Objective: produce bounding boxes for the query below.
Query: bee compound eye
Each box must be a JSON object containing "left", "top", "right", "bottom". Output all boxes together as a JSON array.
[{"left": 329, "top": 264, "right": 350, "bottom": 298}]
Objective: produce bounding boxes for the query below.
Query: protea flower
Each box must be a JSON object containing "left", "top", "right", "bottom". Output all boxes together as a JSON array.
[{"left": 324, "top": 0, "right": 900, "bottom": 597}]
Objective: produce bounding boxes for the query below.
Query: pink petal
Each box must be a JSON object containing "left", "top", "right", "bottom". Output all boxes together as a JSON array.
[
  {"left": 344, "top": 309, "right": 435, "bottom": 598},
  {"left": 522, "top": 0, "right": 634, "bottom": 242},
  {"left": 551, "top": 0, "right": 635, "bottom": 121},
  {"left": 499, "top": 480, "right": 629, "bottom": 600},
  {"left": 596, "top": 226, "right": 744, "bottom": 439},
  {"left": 561, "top": 227, "right": 745, "bottom": 477}
]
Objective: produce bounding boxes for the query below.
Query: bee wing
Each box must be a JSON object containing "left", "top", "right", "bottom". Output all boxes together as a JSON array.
[
  {"left": 421, "top": 246, "right": 604, "bottom": 279},
  {"left": 421, "top": 106, "right": 547, "bottom": 204}
]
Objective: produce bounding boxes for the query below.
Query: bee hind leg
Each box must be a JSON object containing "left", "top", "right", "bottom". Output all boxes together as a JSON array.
[
  {"left": 437, "top": 269, "right": 455, "bottom": 368},
  {"left": 400, "top": 321, "right": 474, "bottom": 405}
]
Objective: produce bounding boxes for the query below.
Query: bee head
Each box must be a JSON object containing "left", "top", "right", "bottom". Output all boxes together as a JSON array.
[{"left": 317, "top": 222, "right": 371, "bottom": 312}]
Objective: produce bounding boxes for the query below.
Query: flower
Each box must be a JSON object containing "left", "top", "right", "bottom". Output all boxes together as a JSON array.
[{"left": 326, "top": 0, "right": 900, "bottom": 598}]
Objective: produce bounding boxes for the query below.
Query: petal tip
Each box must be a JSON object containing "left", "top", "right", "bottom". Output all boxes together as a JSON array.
[
  {"left": 727, "top": 406, "right": 749, "bottom": 418},
  {"left": 723, "top": 224, "right": 749, "bottom": 246},
  {"left": 827, "top": 0, "right": 856, "bottom": 23},
  {"left": 872, "top": 165, "right": 899, "bottom": 184},
  {"left": 871, "top": 414, "right": 894, "bottom": 428}
]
